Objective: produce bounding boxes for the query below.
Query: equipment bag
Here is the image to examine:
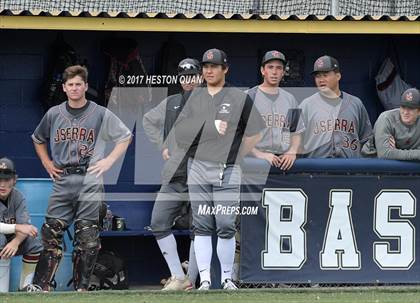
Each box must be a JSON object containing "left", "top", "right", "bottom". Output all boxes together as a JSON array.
[
  {"left": 88, "top": 250, "right": 129, "bottom": 290},
  {"left": 376, "top": 57, "right": 411, "bottom": 110}
]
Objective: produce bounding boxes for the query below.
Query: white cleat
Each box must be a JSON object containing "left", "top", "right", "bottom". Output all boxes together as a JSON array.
[
  {"left": 198, "top": 280, "right": 211, "bottom": 291},
  {"left": 222, "top": 279, "right": 238, "bottom": 290},
  {"left": 162, "top": 276, "right": 193, "bottom": 291}
]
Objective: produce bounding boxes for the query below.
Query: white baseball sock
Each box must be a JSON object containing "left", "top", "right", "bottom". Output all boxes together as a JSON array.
[
  {"left": 187, "top": 240, "right": 199, "bottom": 285},
  {"left": 194, "top": 235, "right": 212, "bottom": 283},
  {"left": 157, "top": 234, "right": 184, "bottom": 279},
  {"left": 217, "top": 237, "right": 235, "bottom": 283}
]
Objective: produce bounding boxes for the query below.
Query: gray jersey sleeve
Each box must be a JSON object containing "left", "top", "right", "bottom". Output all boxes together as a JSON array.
[
  {"left": 143, "top": 98, "right": 167, "bottom": 150},
  {"left": 100, "top": 109, "right": 132, "bottom": 143},
  {"left": 32, "top": 109, "right": 53, "bottom": 144},
  {"left": 374, "top": 112, "right": 420, "bottom": 160},
  {"left": 356, "top": 98, "right": 373, "bottom": 143},
  {"left": 12, "top": 190, "right": 30, "bottom": 224}
]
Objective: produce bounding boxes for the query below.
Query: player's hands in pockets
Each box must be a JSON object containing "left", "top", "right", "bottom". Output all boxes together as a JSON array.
[{"left": 43, "top": 159, "right": 63, "bottom": 181}]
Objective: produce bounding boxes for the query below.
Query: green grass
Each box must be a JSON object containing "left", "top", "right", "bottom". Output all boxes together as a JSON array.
[{"left": 2, "top": 288, "right": 420, "bottom": 303}]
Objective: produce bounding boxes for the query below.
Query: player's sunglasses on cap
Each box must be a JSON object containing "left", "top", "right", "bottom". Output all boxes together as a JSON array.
[
  {"left": 400, "top": 88, "right": 420, "bottom": 108},
  {"left": 177, "top": 58, "right": 201, "bottom": 75},
  {"left": 312, "top": 55, "right": 340, "bottom": 75},
  {"left": 261, "top": 50, "right": 287, "bottom": 66},
  {"left": 201, "top": 48, "right": 228, "bottom": 66},
  {"left": 0, "top": 157, "right": 16, "bottom": 179}
]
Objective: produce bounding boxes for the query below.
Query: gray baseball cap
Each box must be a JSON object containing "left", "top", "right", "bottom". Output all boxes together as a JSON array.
[
  {"left": 261, "top": 50, "right": 287, "bottom": 66},
  {"left": 312, "top": 55, "right": 340, "bottom": 75},
  {"left": 401, "top": 88, "right": 420, "bottom": 108},
  {"left": 202, "top": 48, "right": 228, "bottom": 66},
  {"left": 0, "top": 157, "right": 16, "bottom": 179}
]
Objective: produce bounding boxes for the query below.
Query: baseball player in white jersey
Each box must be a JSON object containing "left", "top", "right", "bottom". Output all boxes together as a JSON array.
[
  {"left": 362, "top": 88, "right": 420, "bottom": 160},
  {"left": 0, "top": 157, "right": 42, "bottom": 290},
  {"left": 27, "top": 65, "right": 132, "bottom": 292},
  {"left": 247, "top": 50, "right": 304, "bottom": 170},
  {"left": 299, "top": 55, "right": 372, "bottom": 158}
]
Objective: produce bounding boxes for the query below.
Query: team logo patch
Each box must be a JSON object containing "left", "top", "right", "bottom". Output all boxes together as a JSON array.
[
  {"left": 219, "top": 103, "right": 231, "bottom": 114},
  {"left": 207, "top": 51, "right": 214, "bottom": 60},
  {"left": 271, "top": 51, "right": 280, "bottom": 57},
  {"left": 0, "top": 163, "right": 7, "bottom": 170},
  {"left": 405, "top": 92, "right": 413, "bottom": 102},
  {"left": 316, "top": 58, "right": 324, "bottom": 68}
]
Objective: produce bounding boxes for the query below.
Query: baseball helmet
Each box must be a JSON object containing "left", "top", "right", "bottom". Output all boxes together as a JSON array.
[{"left": 177, "top": 58, "right": 201, "bottom": 76}]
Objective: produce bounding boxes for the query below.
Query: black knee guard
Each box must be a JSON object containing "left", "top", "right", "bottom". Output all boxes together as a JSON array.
[
  {"left": 72, "top": 219, "right": 101, "bottom": 290},
  {"left": 33, "top": 218, "right": 66, "bottom": 291}
]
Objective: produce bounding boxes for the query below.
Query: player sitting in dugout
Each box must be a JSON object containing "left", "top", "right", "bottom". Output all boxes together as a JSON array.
[
  {"left": 247, "top": 50, "right": 304, "bottom": 170},
  {"left": 299, "top": 55, "right": 373, "bottom": 158},
  {"left": 0, "top": 157, "right": 42, "bottom": 290},
  {"left": 362, "top": 88, "right": 420, "bottom": 160}
]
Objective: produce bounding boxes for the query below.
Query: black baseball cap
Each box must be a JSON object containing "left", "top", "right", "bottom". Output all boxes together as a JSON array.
[
  {"left": 0, "top": 157, "right": 16, "bottom": 179},
  {"left": 201, "top": 48, "right": 228, "bottom": 66},
  {"left": 401, "top": 88, "right": 420, "bottom": 108},
  {"left": 312, "top": 55, "right": 340, "bottom": 75},
  {"left": 261, "top": 50, "right": 287, "bottom": 66},
  {"left": 177, "top": 58, "right": 201, "bottom": 76}
]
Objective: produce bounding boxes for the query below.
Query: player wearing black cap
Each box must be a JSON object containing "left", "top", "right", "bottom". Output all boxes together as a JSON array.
[
  {"left": 0, "top": 157, "right": 42, "bottom": 290},
  {"left": 174, "top": 48, "right": 265, "bottom": 290},
  {"left": 362, "top": 88, "right": 420, "bottom": 160},
  {"left": 143, "top": 58, "right": 202, "bottom": 291},
  {"left": 299, "top": 55, "right": 372, "bottom": 158},
  {"left": 247, "top": 50, "right": 304, "bottom": 170}
]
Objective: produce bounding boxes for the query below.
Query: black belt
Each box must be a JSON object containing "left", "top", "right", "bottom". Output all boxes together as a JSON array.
[{"left": 62, "top": 166, "right": 87, "bottom": 175}]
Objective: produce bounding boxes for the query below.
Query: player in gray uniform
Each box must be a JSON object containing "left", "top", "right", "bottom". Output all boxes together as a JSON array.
[
  {"left": 0, "top": 157, "right": 42, "bottom": 290},
  {"left": 28, "top": 65, "right": 132, "bottom": 292},
  {"left": 174, "top": 49, "right": 264, "bottom": 290},
  {"left": 247, "top": 50, "right": 304, "bottom": 170},
  {"left": 143, "top": 58, "right": 201, "bottom": 290},
  {"left": 299, "top": 55, "right": 372, "bottom": 158},
  {"left": 362, "top": 88, "right": 420, "bottom": 160}
]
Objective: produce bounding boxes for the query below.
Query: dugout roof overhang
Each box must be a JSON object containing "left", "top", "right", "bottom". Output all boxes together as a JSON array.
[{"left": 0, "top": 10, "right": 419, "bottom": 34}]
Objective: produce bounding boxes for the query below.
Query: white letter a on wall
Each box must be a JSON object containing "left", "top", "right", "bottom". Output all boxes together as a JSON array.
[{"left": 320, "top": 190, "right": 361, "bottom": 270}]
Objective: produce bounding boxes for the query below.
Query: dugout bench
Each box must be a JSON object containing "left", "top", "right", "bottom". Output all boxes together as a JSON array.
[
  {"left": 11, "top": 180, "right": 191, "bottom": 290},
  {"left": 100, "top": 196, "right": 192, "bottom": 287}
]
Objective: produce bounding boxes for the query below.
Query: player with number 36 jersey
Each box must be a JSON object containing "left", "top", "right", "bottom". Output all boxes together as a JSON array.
[{"left": 299, "top": 55, "right": 372, "bottom": 158}]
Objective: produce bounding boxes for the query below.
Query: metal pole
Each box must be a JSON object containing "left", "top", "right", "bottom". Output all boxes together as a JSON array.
[{"left": 331, "top": 0, "right": 339, "bottom": 15}]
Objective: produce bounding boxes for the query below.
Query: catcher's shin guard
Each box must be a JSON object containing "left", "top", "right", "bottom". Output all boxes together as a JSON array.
[
  {"left": 72, "top": 219, "right": 100, "bottom": 290},
  {"left": 32, "top": 218, "right": 66, "bottom": 291}
]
